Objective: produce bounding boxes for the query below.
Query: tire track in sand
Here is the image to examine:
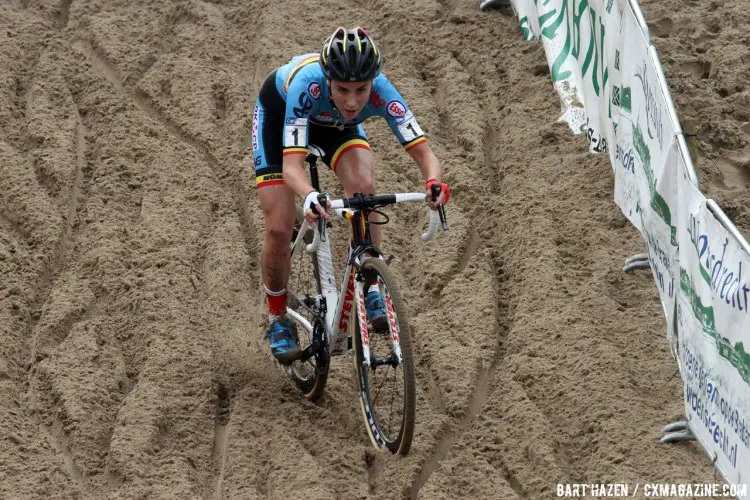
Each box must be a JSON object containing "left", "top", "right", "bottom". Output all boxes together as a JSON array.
[
  {"left": 210, "top": 381, "right": 231, "bottom": 500},
  {"left": 56, "top": 0, "right": 73, "bottom": 29},
  {"left": 65, "top": 38, "right": 242, "bottom": 496},
  {"left": 70, "top": 38, "right": 259, "bottom": 271},
  {"left": 402, "top": 17, "right": 526, "bottom": 496},
  {"left": 23, "top": 83, "right": 91, "bottom": 488},
  {"left": 409, "top": 263, "right": 513, "bottom": 499}
]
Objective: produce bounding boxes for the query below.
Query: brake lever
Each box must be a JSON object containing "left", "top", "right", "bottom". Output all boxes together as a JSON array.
[
  {"left": 430, "top": 184, "right": 450, "bottom": 231},
  {"left": 316, "top": 193, "right": 328, "bottom": 242}
]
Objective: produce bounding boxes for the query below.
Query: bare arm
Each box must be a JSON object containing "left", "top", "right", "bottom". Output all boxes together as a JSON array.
[
  {"left": 283, "top": 153, "right": 330, "bottom": 221},
  {"left": 407, "top": 141, "right": 447, "bottom": 207},
  {"left": 282, "top": 153, "right": 312, "bottom": 200}
]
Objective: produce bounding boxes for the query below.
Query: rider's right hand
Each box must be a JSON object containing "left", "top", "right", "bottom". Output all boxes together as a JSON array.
[
  {"left": 425, "top": 179, "right": 450, "bottom": 210},
  {"left": 303, "top": 190, "right": 331, "bottom": 223}
]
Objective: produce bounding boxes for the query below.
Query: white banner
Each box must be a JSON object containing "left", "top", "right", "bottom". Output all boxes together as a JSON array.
[
  {"left": 505, "top": 0, "right": 750, "bottom": 489},
  {"left": 612, "top": 6, "right": 674, "bottom": 232},
  {"left": 639, "top": 138, "right": 680, "bottom": 355},
  {"left": 678, "top": 170, "right": 750, "bottom": 491},
  {"left": 511, "top": 0, "right": 541, "bottom": 41},
  {"left": 532, "top": 0, "right": 588, "bottom": 135}
]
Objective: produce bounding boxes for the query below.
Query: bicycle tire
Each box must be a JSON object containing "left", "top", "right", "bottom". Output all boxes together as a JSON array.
[
  {"left": 285, "top": 215, "right": 329, "bottom": 401},
  {"left": 352, "top": 257, "right": 416, "bottom": 455}
]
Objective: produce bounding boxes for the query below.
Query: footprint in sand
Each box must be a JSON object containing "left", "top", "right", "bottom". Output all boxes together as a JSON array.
[
  {"left": 648, "top": 17, "right": 674, "bottom": 38},
  {"left": 717, "top": 145, "right": 750, "bottom": 188},
  {"left": 680, "top": 60, "right": 711, "bottom": 79}
]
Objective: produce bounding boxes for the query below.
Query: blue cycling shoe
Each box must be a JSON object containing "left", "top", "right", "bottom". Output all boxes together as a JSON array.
[
  {"left": 365, "top": 290, "right": 389, "bottom": 333},
  {"left": 265, "top": 315, "right": 301, "bottom": 364}
]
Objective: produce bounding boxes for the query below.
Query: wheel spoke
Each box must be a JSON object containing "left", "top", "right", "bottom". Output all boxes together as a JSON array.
[{"left": 355, "top": 258, "right": 415, "bottom": 454}]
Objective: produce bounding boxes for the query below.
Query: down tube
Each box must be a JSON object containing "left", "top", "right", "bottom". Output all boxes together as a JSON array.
[
  {"left": 330, "top": 264, "right": 355, "bottom": 353},
  {"left": 314, "top": 232, "right": 339, "bottom": 337}
]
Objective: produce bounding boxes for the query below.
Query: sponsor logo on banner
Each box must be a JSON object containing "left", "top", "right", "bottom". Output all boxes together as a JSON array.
[
  {"left": 307, "top": 82, "right": 321, "bottom": 100},
  {"left": 586, "top": 118, "right": 608, "bottom": 153},
  {"left": 678, "top": 175, "right": 750, "bottom": 483},
  {"left": 518, "top": 16, "right": 537, "bottom": 41},
  {"left": 386, "top": 100, "right": 406, "bottom": 118},
  {"left": 254, "top": 155, "right": 261, "bottom": 167},
  {"left": 687, "top": 218, "right": 750, "bottom": 317},
  {"left": 615, "top": 144, "right": 635, "bottom": 173},
  {"left": 635, "top": 60, "right": 665, "bottom": 148},
  {"left": 633, "top": 123, "right": 676, "bottom": 243},
  {"left": 611, "top": 85, "right": 632, "bottom": 113}
]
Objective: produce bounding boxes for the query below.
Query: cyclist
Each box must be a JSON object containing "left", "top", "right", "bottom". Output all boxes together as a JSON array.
[{"left": 252, "top": 26, "right": 450, "bottom": 364}]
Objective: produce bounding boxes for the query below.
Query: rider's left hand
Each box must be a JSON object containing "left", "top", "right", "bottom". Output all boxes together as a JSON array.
[{"left": 425, "top": 179, "right": 450, "bottom": 210}]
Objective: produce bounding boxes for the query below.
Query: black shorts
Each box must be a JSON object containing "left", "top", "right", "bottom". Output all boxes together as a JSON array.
[{"left": 251, "top": 70, "right": 371, "bottom": 188}]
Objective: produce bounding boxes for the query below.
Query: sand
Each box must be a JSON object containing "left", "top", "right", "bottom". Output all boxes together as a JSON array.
[{"left": 1, "top": 0, "right": 747, "bottom": 498}]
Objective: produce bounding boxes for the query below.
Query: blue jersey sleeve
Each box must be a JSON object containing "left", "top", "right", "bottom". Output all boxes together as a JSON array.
[{"left": 370, "top": 75, "right": 426, "bottom": 151}]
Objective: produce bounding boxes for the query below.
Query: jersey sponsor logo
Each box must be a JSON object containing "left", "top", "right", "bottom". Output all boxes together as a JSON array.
[
  {"left": 307, "top": 82, "right": 321, "bottom": 100},
  {"left": 369, "top": 91, "right": 385, "bottom": 108},
  {"left": 316, "top": 111, "right": 335, "bottom": 122},
  {"left": 293, "top": 92, "right": 313, "bottom": 117},
  {"left": 285, "top": 117, "right": 307, "bottom": 147},
  {"left": 395, "top": 110, "right": 413, "bottom": 125},
  {"left": 252, "top": 104, "right": 260, "bottom": 150},
  {"left": 386, "top": 100, "right": 406, "bottom": 118}
]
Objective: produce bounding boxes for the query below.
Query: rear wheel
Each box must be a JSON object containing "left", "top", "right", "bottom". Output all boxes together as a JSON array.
[
  {"left": 285, "top": 215, "right": 329, "bottom": 401},
  {"left": 352, "top": 257, "right": 415, "bottom": 455}
]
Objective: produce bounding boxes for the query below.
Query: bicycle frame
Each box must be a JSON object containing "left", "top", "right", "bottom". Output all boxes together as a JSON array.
[
  {"left": 288, "top": 207, "right": 384, "bottom": 365},
  {"left": 286, "top": 154, "right": 441, "bottom": 366}
]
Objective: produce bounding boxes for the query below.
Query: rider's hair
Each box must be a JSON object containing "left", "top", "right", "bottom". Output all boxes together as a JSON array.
[{"left": 319, "top": 26, "right": 384, "bottom": 82}]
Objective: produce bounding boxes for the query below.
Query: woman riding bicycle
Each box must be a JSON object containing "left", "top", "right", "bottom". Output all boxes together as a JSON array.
[{"left": 253, "top": 26, "right": 451, "bottom": 363}]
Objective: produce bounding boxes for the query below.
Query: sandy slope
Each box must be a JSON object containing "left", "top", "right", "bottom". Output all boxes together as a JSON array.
[{"left": 0, "top": 0, "right": 746, "bottom": 498}]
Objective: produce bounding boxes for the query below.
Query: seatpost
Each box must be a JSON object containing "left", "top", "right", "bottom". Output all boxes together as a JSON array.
[
  {"left": 305, "top": 153, "right": 326, "bottom": 241},
  {"left": 306, "top": 154, "right": 320, "bottom": 191}
]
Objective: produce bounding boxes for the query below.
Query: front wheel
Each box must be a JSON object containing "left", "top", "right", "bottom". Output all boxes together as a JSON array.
[
  {"left": 285, "top": 214, "right": 329, "bottom": 401},
  {"left": 353, "top": 257, "right": 416, "bottom": 455}
]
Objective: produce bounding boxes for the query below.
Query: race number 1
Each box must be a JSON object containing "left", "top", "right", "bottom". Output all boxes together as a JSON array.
[
  {"left": 397, "top": 113, "right": 423, "bottom": 142},
  {"left": 285, "top": 118, "right": 307, "bottom": 147}
]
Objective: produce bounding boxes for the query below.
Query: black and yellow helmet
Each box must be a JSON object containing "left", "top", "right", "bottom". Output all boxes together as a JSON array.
[{"left": 320, "top": 26, "right": 384, "bottom": 82}]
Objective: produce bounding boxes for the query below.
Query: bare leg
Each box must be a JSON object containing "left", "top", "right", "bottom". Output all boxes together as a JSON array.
[
  {"left": 334, "top": 146, "right": 382, "bottom": 246},
  {"left": 258, "top": 184, "right": 297, "bottom": 296}
]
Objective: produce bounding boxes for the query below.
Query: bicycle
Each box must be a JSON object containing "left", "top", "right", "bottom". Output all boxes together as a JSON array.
[{"left": 283, "top": 150, "right": 448, "bottom": 455}]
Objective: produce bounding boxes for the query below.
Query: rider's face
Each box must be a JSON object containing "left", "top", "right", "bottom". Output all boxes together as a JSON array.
[{"left": 328, "top": 80, "right": 372, "bottom": 121}]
